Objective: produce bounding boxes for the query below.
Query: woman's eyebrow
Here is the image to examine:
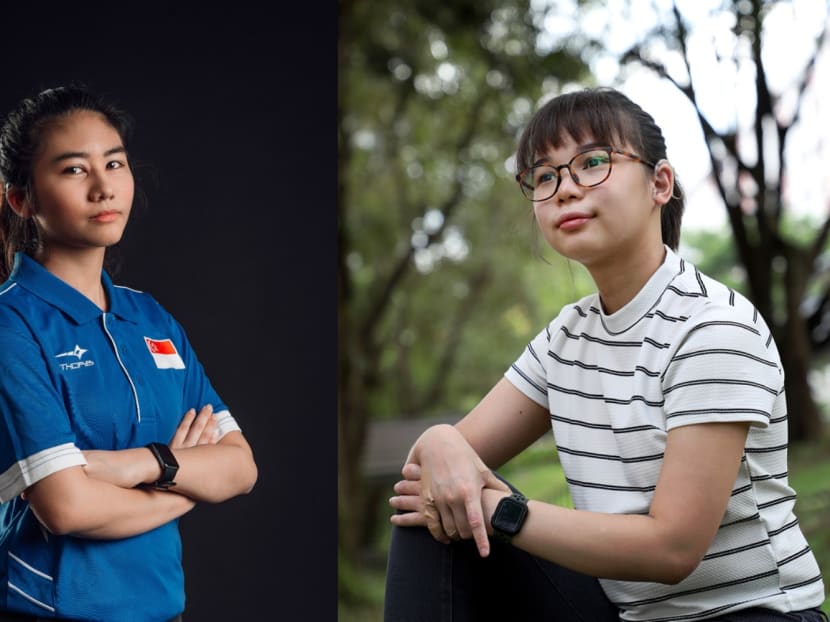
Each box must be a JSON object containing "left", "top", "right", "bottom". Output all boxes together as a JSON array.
[
  {"left": 49, "top": 145, "right": 127, "bottom": 164},
  {"left": 531, "top": 142, "right": 606, "bottom": 167}
]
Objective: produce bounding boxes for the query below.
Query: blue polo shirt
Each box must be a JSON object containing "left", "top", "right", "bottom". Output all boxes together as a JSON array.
[{"left": 0, "top": 253, "right": 240, "bottom": 621}]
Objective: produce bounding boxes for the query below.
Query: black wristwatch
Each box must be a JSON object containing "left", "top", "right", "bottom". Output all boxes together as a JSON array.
[
  {"left": 145, "top": 442, "right": 179, "bottom": 489},
  {"left": 490, "top": 492, "right": 529, "bottom": 544}
]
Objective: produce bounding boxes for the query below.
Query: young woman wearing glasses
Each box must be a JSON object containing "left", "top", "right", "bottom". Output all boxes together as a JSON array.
[{"left": 385, "top": 88, "right": 826, "bottom": 621}]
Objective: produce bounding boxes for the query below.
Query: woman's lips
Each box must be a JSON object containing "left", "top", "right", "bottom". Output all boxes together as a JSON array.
[
  {"left": 556, "top": 213, "right": 593, "bottom": 231},
  {"left": 90, "top": 210, "right": 119, "bottom": 223}
]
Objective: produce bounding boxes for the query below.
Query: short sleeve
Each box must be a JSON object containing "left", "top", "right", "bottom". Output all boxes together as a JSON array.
[
  {"left": 504, "top": 323, "right": 552, "bottom": 409},
  {"left": 662, "top": 306, "right": 781, "bottom": 431},
  {"left": 168, "top": 315, "right": 241, "bottom": 440},
  {"left": 0, "top": 329, "right": 85, "bottom": 502}
]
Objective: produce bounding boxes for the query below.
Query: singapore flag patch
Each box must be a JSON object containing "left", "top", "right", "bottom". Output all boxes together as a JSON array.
[{"left": 144, "top": 337, "right": 186, "bottom": 369}]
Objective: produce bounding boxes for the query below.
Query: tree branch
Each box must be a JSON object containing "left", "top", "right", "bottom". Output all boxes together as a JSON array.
[
  {"left": 358, "top": 92, "right": 489, "bottom": 348},
  {"left": 416, "top": 263, "right": 491, "bottom": 411}
]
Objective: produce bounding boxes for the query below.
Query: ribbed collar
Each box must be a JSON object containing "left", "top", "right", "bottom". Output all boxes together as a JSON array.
[
  {"left": 10, "top": 252, "right": 140, "bottom": 325},
  {"left": 598, "top": 246, "right": 682, "bottom": 335}
]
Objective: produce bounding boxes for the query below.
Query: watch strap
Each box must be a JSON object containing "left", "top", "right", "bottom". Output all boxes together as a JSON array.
[{"left": 146, "top": 442, "right": 179, "bottom": 489}]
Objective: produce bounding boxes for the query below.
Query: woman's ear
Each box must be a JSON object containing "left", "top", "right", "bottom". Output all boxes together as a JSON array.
[
  {"left": 652, "top": 160, "right": 674, "bottom": 207},
  {"left": 5, "top": 185, "right": 33, "bottom": 219}
]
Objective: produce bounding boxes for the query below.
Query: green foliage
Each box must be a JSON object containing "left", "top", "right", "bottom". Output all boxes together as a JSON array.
[
  {"left": 499, "top": 436, "right": 573, "bottom": 507},
  {"left": 680, "top": 228, "right": 746, "bottom": 294},
  {"left": 340, "top": 0, "right": 592, "bottom": 420},
  {"left": 788, "top": 437, "right": 830, "bottom": 611},
  {"left": 338, "top": 548, "right": 386, "bottom": 607}
]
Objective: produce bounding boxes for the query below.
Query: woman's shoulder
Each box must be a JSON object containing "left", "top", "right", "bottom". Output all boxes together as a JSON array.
[
  {"left": 668, "top": 259, "right": 760, "bottom": 319},
  {"left": 665, "top": 261, "right": 774, "bottom": 348},
  {"left": 0, "top": 278, "right": 36, "bottom": 327},
  {"left": 530, "top": 293, "right": 602, "bottom": 344},
  {"left": 109, "top": 281, "right": 180, "bottom": 327},
  {"left": 0, "top": 285, "right": 44, "bottom": 351}
]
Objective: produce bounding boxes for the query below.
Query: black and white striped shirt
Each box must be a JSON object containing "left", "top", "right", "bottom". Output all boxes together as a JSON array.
[{"left": 505, "top": 247, "right": 824, "bottom": 621}]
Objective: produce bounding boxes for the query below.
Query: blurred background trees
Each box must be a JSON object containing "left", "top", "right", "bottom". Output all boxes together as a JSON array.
[
  {"left": 615, "top": 0, "right": 830, "bottom": 441},
  {"left": 339, "top": 0, "right": 830, "bottom": 615},
  {"left": 338, "top": 0, "right": 590, "bottom": 596}
]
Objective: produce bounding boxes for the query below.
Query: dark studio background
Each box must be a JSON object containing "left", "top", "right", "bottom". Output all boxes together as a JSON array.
[{"left": 2, "top": 4, "right": 335, "bottom": 620}]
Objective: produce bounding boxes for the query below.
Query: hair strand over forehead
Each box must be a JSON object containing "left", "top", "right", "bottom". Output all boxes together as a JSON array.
[
  {"left": 0, "top": 85, "right": 134, "bottom": 280},
  {"left": 515, "top": 87, "right": 685, "bottom": 250}
]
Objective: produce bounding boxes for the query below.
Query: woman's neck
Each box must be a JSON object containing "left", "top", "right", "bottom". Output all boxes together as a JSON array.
[
  {"left": 590, "top": 243, "right": 666, "bottom": 315},
  {"left": 35, "top": 247, "right": 108, "bottom": 311}
]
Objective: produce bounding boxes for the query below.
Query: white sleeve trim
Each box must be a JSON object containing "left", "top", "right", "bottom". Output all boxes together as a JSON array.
[
  {"left": 214, "top": 409, "right": 242, "bottom": 441},
  {"left": 0, "top": 443, "right": 86, "bottom": 502}
]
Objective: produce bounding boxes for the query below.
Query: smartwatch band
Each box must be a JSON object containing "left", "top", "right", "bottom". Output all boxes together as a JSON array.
[{"left": 146, "top": 442, "right": 179, "bottom": 489}]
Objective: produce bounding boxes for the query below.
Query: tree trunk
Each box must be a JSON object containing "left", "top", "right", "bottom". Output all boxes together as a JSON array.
[
  {"left": 778, "top": 249, "right": 823, "bottom": 441},
  {"left": 338, "top": 354, "right": 370, "bottom": 566},
  {"left": 779, "top": 323, "right": 823, "bottom": 442}
]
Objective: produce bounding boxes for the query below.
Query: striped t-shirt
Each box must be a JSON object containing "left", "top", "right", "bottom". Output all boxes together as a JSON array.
[{"left": 505, "top": 247, "right": 824, "bottom": 621}]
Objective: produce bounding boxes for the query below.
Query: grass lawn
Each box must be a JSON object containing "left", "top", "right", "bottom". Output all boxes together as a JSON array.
[{"left": 340, "top": 433, "right": 830, "bottom": 620}]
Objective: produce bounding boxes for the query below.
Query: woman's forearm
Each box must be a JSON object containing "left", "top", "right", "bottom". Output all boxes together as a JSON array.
[
  {"left": 26, "top": 467, "right": 195, "bottom": 539},
  {"left": 84, "top": 431, "right": 258, "bottom": 503},
  {"left": 167, "top": 437, "right": 258, "bottom": 502},
  {"left": 482, "top": 489, "right": 699, "bottom": 584}
]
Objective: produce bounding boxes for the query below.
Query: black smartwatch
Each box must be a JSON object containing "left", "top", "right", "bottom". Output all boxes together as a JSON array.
[
  {"left": 490, "top": 492, "right": 529, "bottom": 544},
  {"left": 145, "top": 442, "right": 179, "bottom": 489}
]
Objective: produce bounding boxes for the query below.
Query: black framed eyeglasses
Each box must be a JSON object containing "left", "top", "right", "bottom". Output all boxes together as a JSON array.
[{"left": 516, "top": 146, "right": 656, "bottom": 202}]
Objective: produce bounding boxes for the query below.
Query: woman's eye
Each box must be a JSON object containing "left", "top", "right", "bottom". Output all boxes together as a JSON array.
[
  {"left": 62, "top": 166, "right": 84, "bottom": 175},
  {"left": 582, "top": 155, "right": 609, "bottom": 169},
  {"left": 535, "top": 170, "right": 557, "bottom": 185}
]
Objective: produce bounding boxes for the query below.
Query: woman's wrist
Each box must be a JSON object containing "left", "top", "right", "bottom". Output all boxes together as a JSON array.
[
  {"left": 124, "top": 447, "right": 163, "bottom": 487},
  {"left": 481, "top": 488, "right": 512, "bottom": 536},
  {"left": 410, "top": 424, "right": 460, "bottom": 463}
]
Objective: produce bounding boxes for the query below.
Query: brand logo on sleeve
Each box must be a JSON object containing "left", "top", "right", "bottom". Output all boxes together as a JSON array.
[
  {"left": 55, "top": 344, "right": 95, "bottom": 370},
  {"left": 144, "top": 337, "right": 186, "bottom": 370}
]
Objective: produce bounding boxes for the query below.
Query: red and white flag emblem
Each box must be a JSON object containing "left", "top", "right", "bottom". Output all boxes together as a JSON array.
[{"left": 144, "top": 337, "right": 185, "bottom": 369}]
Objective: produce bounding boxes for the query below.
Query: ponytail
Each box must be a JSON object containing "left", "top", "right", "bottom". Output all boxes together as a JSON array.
[{"left": 0, "top": 183, "right": 38, "bottom": 282}]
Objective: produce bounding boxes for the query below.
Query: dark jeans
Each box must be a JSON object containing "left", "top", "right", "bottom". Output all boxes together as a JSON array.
[
  {"left": 384, "top": 521, "right": 618, "bottom": 622},
  {"left": 384, "top": 522, "right": 828, "bottom": 622}
]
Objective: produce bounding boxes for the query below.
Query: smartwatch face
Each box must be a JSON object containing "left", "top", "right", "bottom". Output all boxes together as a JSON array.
[{"left": 494, "top": 498, "right": 528, "bottom": 533}]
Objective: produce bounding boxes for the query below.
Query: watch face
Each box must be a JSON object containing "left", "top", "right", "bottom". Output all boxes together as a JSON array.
[{"left": 493, "top": 498, "right": 528, "bottom": 534}]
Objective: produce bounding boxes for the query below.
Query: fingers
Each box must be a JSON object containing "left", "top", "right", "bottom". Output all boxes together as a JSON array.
[
  {"left": 464, "top": 495, "right": 490, "bottom": 557},
  {"left": 389, "top": 510, "right": 427, "bottom": 528},
  {"left": 391, "top": 472, "right": 493, "bottom": 553},
  {"left": 437, "top": 500, "right": 462, "bottom": 542},
  {"left": 423, "top": 494, "right": 450, "bottom": 544},
  {"left": 401, "top": 462, "right": 421, "bottom": 481},
  {"left": 483, "top": 469, "right": 511, "bottom": 493},
  {"left": 192, "top": 405, "right": 219, "bottom": 445},
  {"left": 392, "top": 479, "right": 421, "bottom": 497},
  {"left": 388, "top": 490, "right": 422, "bottom": 513},
  {"left": 169, "top": 405, "right": 219, "bottom": 448},
  {"left": 169, "top": 409, "right": 197, "bottom": 448}
]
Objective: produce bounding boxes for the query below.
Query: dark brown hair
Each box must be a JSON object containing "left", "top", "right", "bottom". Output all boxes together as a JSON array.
[
  {"left": 516, "top": 87, "right": 684, "bottom": 250},
  {"left": 0, "top": 85, "right": 134, "bottom": 280}
]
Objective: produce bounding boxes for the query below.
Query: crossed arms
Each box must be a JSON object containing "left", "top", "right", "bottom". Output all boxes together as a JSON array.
[{"left": 25, "top": 404, "right": 258, "bottom": 540}]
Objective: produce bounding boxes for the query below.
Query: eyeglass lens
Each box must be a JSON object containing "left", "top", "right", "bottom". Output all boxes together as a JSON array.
[{"left": 520, "top": 149, "right": 613, "bottom": 201}]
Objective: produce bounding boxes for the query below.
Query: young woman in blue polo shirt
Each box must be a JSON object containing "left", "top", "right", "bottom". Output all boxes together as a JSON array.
[{"left": 0, "top": 87, "right": 258, "bottom": 621}]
